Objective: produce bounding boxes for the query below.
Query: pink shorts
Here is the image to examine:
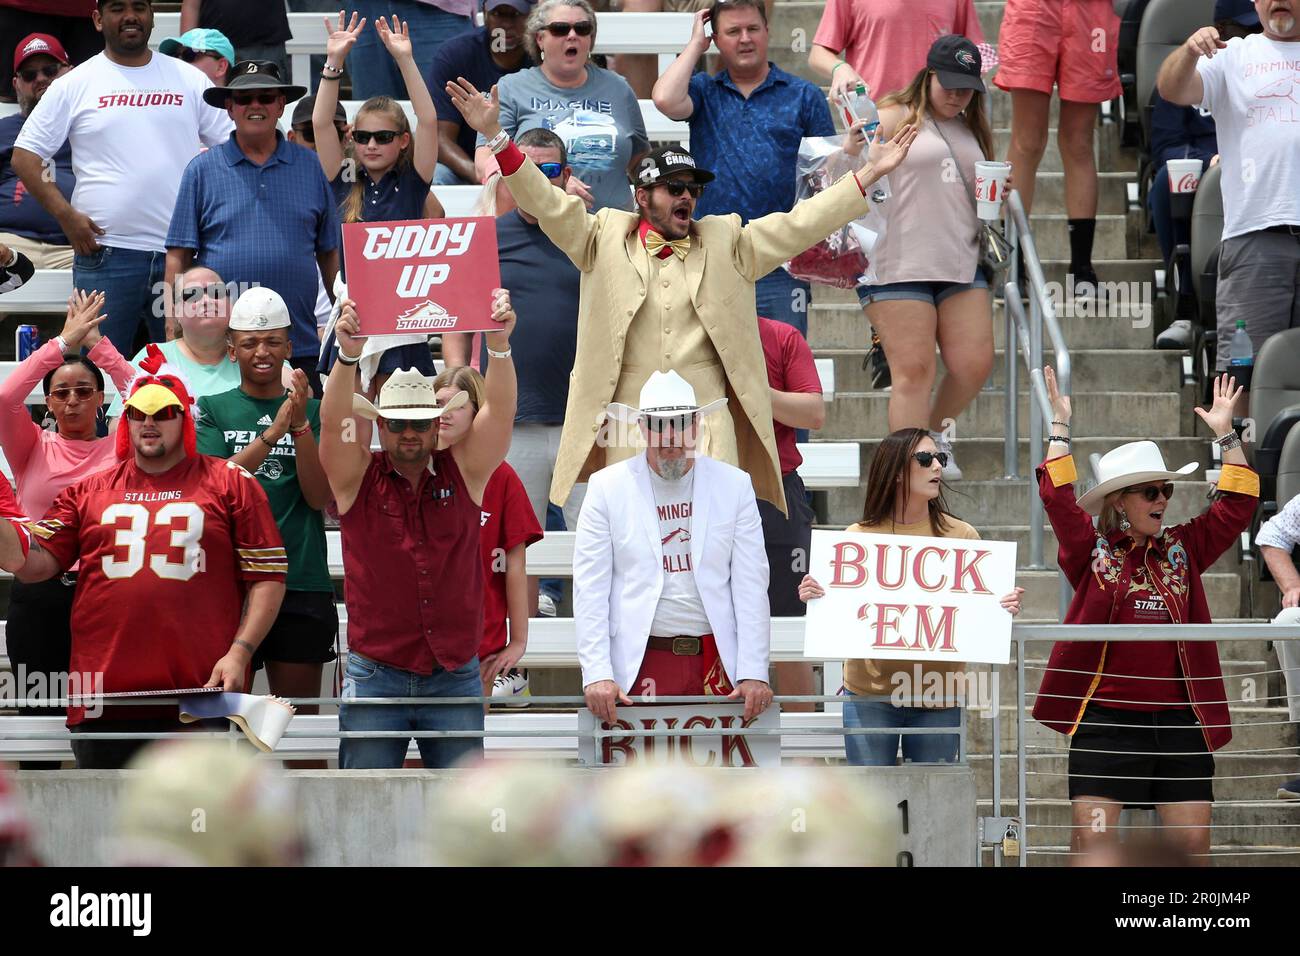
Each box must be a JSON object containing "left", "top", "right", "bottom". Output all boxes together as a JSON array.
[{"left": 994, "top": 0, "right": 1122, "bottom": 103}]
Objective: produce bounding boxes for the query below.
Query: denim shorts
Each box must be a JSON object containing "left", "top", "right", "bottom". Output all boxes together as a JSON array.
[{"left": 856, "top": 269, "right": 989, "bottom": 308}]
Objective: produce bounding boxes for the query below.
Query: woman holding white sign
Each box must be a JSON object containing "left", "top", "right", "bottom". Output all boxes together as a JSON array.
[
  {"left": 1035, "top": 367, "right": 1257, "bottom": 861},
  {"left": 798, "top": 428, "right": 1023, "bottom": 766}
]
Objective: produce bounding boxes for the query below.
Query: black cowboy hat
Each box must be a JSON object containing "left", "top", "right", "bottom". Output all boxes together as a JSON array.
[{"left": 202, "top": 59, "right": 307, "bottom": 108}]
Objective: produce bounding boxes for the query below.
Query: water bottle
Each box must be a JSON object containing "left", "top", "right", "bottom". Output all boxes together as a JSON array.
[
  {"left": 1228, "top": 319, "right": 1253, "bottom": 388},
  {"left": 839, "top": 83, "right": 879, "bottom": 140}
]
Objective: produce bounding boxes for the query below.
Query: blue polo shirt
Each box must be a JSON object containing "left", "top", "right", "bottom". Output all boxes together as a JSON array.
[
  {"left": 429, "top": 28, "right": 533, "bottom": 162},
  {"left": 166, "top": 132, "right": 339, "bottom": 355},
  {"left": 687, "top": 63, "right": 835, "bottom": 223}
]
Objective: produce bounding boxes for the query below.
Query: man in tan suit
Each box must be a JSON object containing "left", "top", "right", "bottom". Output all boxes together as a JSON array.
[{"left": 447, "top": 77, "right": 917, "bottom": 513}]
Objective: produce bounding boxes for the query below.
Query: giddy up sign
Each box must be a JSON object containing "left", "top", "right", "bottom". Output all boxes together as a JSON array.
[
  {"left": 341, "top": 217, "right": 502, "bottom": 336},
  {"left": 803, "top": 529, "right": 1017, "bottom": 664}
]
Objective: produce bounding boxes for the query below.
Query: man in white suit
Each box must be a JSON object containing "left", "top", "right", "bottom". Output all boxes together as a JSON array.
[{"left": 575, "top": 370, "right": 774, "bottom": 724}]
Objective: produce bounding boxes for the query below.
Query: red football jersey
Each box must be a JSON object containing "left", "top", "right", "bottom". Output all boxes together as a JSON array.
[
  {"left": 31, "top": 455, "right": 287, "bottom": 725},
  {"left": 0, "top": 478, "right": 30, "bottom": 560},
  {"left": 478, "top": 463, "right": 542, "bottom": 659}
]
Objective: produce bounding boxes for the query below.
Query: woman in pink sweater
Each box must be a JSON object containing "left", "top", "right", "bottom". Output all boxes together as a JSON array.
[{"left": 0, "top": 290, "right": 136, "bottom": 768}]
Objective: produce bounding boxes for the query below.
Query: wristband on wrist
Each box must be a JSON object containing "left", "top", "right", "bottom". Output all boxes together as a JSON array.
[
  {"left": 851, "top": 170, "right": 866, "bottom": 198},
  {"left": 319, "top": 72, "right": 342, "bottom": 81},
  {"left": 1051, "top": 420, "right": 1070, "bottom": 428},
  {"left": 259, "top": 431, "right": 277, "bottom": 449},
  {"left": 322, "top": 62, "right": 344, "bottom": 75},
  {"left": 336, "top": 351, "right": 361, "bottom": 367},
  {"left": 830, "top": 60, "right": 849, "bottom": 78},
  {"left": 486, "top": 345, "right": 512, "bottom": 359},
  {"left": 1049, "top": 434, "right": 1071, "bottom": 443},
  {"left": 290, "top": 423, "right": 312, "bottom": 438},
  {"left": 487, "top": 129, "right": 510, "bottom": 154}
]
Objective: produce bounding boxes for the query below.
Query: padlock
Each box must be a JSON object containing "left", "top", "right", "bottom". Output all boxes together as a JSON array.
[{"left": 1001, "top": 823, "right": 1021, "bottom": 857}]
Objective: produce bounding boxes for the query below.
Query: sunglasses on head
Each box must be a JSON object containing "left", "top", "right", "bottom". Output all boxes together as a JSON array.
[
  {"left": 1125, "top": 482, "right": 1175, "bottom": 503},
  {"left": 913, "top": 450, "right": 949, "bottom": 468},
  {"left": 383, "top": 418, "right": 435, "bottom": 433},
  {"left": 16, "top": 64, "right": 60, "bottom": 83},
  {"left": 537, "top": 161, "right": 564, "bottom": 179},
  {"left": 293, "top": 122, "right": 347, "bottom": 145},
  {"left": 125, "top": 405, "right": 183, "bottom": 423},
  {"left": 352, "top": 129, "right": 401, "bottom": 146},
  {"left": 47, "top": 385, "right": 98, "bottom": 402},
  {"left": 544, "top": 19, "right": 594, "bottom": 36},
  {"left": 231, "top": 92, "right": 281, "bottom": 107},
  {"left": 658, "top": 180, "right": 704, "bottom": 198},
  {"left": 178, "top": 48, "right": 220, "bottom": 63}
]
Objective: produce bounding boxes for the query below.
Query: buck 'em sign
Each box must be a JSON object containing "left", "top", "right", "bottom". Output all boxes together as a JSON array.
[
  {"left": 578, "top": 704, "right": 781, "bottom": 767},
  {"left": 341, "top": 217, "right": 502, "bottom": 336},
  {"left": 803, "top": 529, "right": 1017, "bottom": 664}
]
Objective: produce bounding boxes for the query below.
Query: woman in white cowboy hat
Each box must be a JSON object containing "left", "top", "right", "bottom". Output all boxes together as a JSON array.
[{"left": 1034, "top": 368, "right": 1259, "bottom": 861}]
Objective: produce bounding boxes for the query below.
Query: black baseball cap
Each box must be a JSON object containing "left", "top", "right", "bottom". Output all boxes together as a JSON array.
[
  {"left": 927, "top": 34, "right": 985, "bottom": 93},
  {"left": 291, "top": 95, "right": 346, "bottom": 128},
  {"left": 1214, "top": 0, "right": 1260, "bottom": 26},
  {"left": 633, "top": 145, "right": 715, "bottom": 188}
]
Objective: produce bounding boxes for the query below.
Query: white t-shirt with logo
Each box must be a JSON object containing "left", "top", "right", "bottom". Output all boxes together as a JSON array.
[
  {"left": 647, "top": 467, "right": 712, "bottom": 638},
  {"left": 1197, "top": 34, "right": 1300, "bottom": 240},
  {"left": 15, "top": 52, "right": 233, "bottom": 252}
]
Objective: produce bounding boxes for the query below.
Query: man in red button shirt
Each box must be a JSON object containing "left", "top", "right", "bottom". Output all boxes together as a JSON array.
[{"left": 319, "top": 290, "right": 518, "bottom": 769}]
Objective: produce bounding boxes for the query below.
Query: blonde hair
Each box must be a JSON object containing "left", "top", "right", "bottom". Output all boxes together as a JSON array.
[
  {"left": 1097, "top": 492, "right": 1126, "bottom": 536},
  {"left": 474, "top": 171, "right": 504, "bottom": 217},
  {"left": 341, "top": 96, "right": 413, "bottom": 224},
  {"left": 433, "top": 365, "right": 485, "bottom": 415},
  {"left": 524, "top": 0, "right": 597, "bottom": 62},
  {"left": 878, "top": 67, "right": 993, "bottom": 161}
]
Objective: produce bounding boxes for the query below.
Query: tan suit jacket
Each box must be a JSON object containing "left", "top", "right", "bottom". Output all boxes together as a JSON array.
[{"left": 503, "top": 157, "right": 873, "bottom": 512}]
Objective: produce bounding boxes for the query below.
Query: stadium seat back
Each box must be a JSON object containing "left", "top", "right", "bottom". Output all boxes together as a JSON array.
[
  {"left": 1279, "top": 425, "right": 1300, "bottom": 512},
  {"left": 1189, "top": 161, "right": 1223, "bottom": 304},
  {"left": 1136, "top": 0, "right": 1216, "bottom": 147},
  {"left": 1250, "top": 327, "right": 1300, "bottom": 484}
]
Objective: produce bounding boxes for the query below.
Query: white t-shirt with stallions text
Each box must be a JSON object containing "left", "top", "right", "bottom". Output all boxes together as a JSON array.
[
  {"left": 16, "top": 52, "right": 233, "bottom": 252},
  {"left": 648, "top": 467, "right": 712, "bottom": 638},
  {"left": 1197, "top": 33, "right": 1300, "bottom": 240}
]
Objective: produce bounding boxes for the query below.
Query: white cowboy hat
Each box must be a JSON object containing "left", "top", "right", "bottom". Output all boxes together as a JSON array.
[
  {"left": 351, "top": 367, "right": 468, "bottom": 421},
  {"left": 605, "top": 369, "right": 727, "bottom": 424},
  {"left": 1075, "top": 440, "right": 1199, "bottom": 515}
]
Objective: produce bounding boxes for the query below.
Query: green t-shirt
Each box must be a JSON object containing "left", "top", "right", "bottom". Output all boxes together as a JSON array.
[{"left": 195, "top": 387, "right": 330, "bottom": 593}]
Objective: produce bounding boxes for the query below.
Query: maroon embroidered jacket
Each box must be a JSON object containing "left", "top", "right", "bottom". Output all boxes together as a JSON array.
[{"left": 1031, "top": 454, "right": 1259, "bottom": 752}]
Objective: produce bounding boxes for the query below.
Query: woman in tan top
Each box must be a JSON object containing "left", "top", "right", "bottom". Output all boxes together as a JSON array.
[
  {"left": 799, "top": 428, "right": 1023, "bottom": 766},
  {"left": 858, "top": 35, "right": 997, "bottom": 481}
]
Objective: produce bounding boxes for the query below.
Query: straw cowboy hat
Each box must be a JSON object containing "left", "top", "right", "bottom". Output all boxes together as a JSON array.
[
  {"left": 351, "top": 367, "right": 468, "bottom": 421},
  {"left": 1075, "top": 440, "right": 1199, "bottom": 515},
  {"left": 605, "top": 369, "right": 727, "bottom": 424}
]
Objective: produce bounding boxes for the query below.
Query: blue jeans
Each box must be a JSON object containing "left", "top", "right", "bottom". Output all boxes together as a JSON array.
[
  {"left": 841, "top": 693, "right": 962, "bottom": 766},
  {"left": 435, "top": 162, "right": 472, "bottom": 186},
  {"left": 1147, "top": 165, "right": 1194, "bottom": 295},
  {"left": 540, "top": 503, "right": 566, "bottom": 603},
  {"left": 755, "top": 267, "right": 811, "bottom": 339},
  {"left": 339, "top": 651, "right": 484, "bottom": 769},
  {"left": 73, "top": 246, "right": 166, "bottom": 356},
  {"left": 346, "top": 1, "right": 473, "bottom": 100}
]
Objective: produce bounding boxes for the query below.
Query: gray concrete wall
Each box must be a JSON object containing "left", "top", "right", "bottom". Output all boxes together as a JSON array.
[{"left": 16, "top": 765, "right": 977, "bottom": 867}]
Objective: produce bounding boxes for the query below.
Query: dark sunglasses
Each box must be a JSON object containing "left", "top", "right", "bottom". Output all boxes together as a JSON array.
[
  {"left": 544, "top": 20, "right": 594, "bottom": 36},
  {"left": 178, "top": 48, "right": 220, "bottom": 63},
  {"left": 16, "top": 64, "right": 60, "bottom": 83},
  {"left": 125, "top": 405, "right": 183, "bottom": 423},
  {"left": 658, "top": 180, "right": 704, "bottom": 198},
  {"left": 231, "top": 92, "right": 281, "bottom": 107},
  {"left": 537, "top": 161, "right": 564, "bottom": 179},
  {"left": 47, "top": 385, "right": 99, "bottom": 402},
  {"left": 913, "top": 451, "right": 949, "bottom": 468},
  {"left": 293, "top": 122, "right": 347, "bottom": 145},
  {"left": 1125, "top": 483, "right": 1175, "bottom": 503},
  {"left": 352, "top": 129, "right": 401, "bottom": 145},
  {"left": 383, "top": 418, "right": 435, "bottom": 433}
]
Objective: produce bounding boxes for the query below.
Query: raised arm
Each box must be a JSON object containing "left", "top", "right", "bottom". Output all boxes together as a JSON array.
[
  {"left": 452, "top": 288, "right": 516, "bottom": 500},
  {"left": 1179, "top": 375, "right": 1258, "bottom": 565},
  {"left": 314, "top": 11, "right": 367, "bottom": 183},
  {"left": 376, "top": 16, "right": 440, "bottom": 184},
  {"left": 809, "top": 44, "right": 866, "bottom": 100},
  {"left": 1157, "top": 26, "right": 1222, "bottom": 107},
  {"left": 651, "top": 10, "right": 710, "bottom": 120},
  {"left": 1036, "top": 365, "right": 1097, "bottom": 587},
  {"left": 318, "top": 298, "right": 372, "bottom": 514}
]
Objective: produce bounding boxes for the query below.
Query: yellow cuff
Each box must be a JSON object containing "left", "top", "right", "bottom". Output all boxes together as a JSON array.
[
  {"left": 1045, "top": 454, "right": 1077, "bottom": 488},
  {"left": 1217, "top": 463, "right": 1260, "bottom": 498}
]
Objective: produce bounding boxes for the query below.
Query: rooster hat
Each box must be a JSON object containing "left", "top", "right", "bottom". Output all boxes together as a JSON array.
[{"left": 115, "top": 344, "right": 200, "bottom": 461}]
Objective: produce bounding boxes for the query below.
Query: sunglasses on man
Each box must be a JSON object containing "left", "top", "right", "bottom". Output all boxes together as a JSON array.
[
  {"left": 657, "top": 180, "right": 705, "bottom": 198},
  {"left": 124, "top": 406, "right": 184, "bottom": 423},
  {"left": 16, "top": 64, "right": 60, "bottom": 83},
  {"left": 231, "top": 92, "right": 282, "bottom": 107},
  {"left": 537, "top": 161, "right": 564, "bottom": 179},
  {"left": 352, "top": 129, "right": 402, "bottom": 146},
  {"left": 47, "top": 385, "right": 99, "bottom": 402},
  {"left": 912, "top": 450, "right": 950, "bottom": 468},
  {"left": 178, "top": 48, "right": 221, "bottom": 64},
  {"left": 293, "top": 122, "right": 348, "bottom": 145},
  {"left": 544, "top": 19, "right": 594, "bottom": 36},
  {"left": 382, "top": 418, "right": 436, "bottom": 434},
  {"left": 1124, "top": 483, "right": 1175, "bottom": 503}
]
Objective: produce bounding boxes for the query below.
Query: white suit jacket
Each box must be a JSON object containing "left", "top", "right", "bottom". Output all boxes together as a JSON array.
[{"left": 573, "top": 453, "right": 771, "bottom": 692}]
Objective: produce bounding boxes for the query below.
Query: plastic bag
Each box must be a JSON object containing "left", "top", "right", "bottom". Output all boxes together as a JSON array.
[{"left": 783, "top": 135, "right": 892, "bottom": 288}]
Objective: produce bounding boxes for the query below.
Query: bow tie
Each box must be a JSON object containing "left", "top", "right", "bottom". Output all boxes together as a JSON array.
[{"left": 644, "top": 230, "right": 691, "bottom": 261}]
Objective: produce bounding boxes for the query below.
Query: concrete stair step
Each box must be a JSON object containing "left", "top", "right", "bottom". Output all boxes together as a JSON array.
[{"left": 992, "top": 127, "right": 1136, "bottom": 173}]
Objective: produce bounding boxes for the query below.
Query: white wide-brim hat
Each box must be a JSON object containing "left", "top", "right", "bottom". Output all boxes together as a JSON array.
[
  {"left": 351, "top": 367, "right": 468, "bottom": 421},
  {"left": 605, "top": 369, "right": 727, "bottom": 424},
  {"left": 1075, "top": 440, "right": 1199, "bottom": 515}
]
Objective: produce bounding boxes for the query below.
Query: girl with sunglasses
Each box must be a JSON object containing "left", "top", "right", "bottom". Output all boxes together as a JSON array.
[
  {"left": 797, "top": 427, "right": 1024, "bottom": 766},
  {"left": 475, "top": 0, "right": 648, "bottom": 212},
  {"left": 1035, "top": 367, "right": 1259, "bottom": 861},
  {"left": 0, "top": 289, "right": 136, "bottom": 768}
]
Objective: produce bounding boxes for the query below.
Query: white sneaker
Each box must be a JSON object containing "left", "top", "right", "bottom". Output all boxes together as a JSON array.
[
  {"left": 491, "top": 669, "right": 531, "bottom": 706},
  {"left": 537, "top": 593, "right": 557, "bottom": 617},
  {"left": 929, "top": 432, "right": 963, "bottom": 481}
]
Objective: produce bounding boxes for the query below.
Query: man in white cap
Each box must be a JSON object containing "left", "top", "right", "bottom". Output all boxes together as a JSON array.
[
  {"left": 196, "top": 287, "right": 334, "bottom": 738},
  {"left": 318, "top": 288, "right": 518, "bottom": 769},
  {"left": 575, "top": 369, "right": 773, "bottom": 725}
]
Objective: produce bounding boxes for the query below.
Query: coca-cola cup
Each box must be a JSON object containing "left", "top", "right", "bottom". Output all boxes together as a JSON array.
[
  {"left": 974, "top": 161, "right": 1012, "bottom": 220},
  {"left": 1167, "top": 157, "right": 1203, "bottom": 220}
]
